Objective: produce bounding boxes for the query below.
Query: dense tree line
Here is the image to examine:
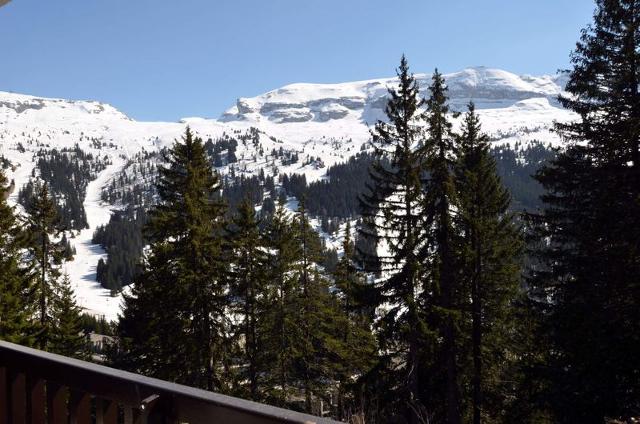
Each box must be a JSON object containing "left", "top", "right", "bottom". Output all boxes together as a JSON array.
[
  {"left": 222, "top": 173, "right": 276, "bottom": 211},
  {"left": 101, "top": 150, "right": 158, "bottom": 207},
  {"left": 491, "top": 141, "right": 556, "bottom": 211},
  {"left": 351, "top": 60, "right": 523, "bottom": 422},
  {"left": 93, "top": 165, "right": 279, "bottom": 291},
  {"left": 92, "top": 208, "right": 147, "bottom": 293},
  {"left": 108, "top": 129, "right": 376, "bottom": 418},
  {"left": 94, "top": 138, "right": 553, "bottom": 291},
  {"left": 281, "top": 153, "right": 379, "bottom": 218},
  {"left": 18, "top": 145, "right": 109, "bottom": 230},
  {"left": 205, "top": 134, "right": 239, "bottom": 167},
  {"left": 281, "top": 146, "right": 554, "bottom": 220},
  {"left": 79, "top": 312, "right": 114, "bottom": 336},
  {"left": 106, "top": 58, "right": 525, "bottom": 421}
]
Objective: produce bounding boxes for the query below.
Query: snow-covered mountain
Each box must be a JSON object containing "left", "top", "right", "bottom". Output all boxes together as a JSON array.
[
  {"left": 222, "top": 66, "right": 568, "bottom": 125},
  {"left": 0, "top": 66, "right": 576, "bottom": 320}
]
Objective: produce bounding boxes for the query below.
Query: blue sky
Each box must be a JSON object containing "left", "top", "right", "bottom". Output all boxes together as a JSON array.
[{"left": 0, "top": 1, "right": 594, "bottom": 121}]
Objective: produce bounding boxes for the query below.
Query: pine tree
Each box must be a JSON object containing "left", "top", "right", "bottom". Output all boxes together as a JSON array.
[
  {"left": 455, "top": 103, "right": 523, "bottom": 423},
  {"left": 261, "top": 202, "right": 302, "bottom": 407},
  {"left": 261, "top": 198, "right": 355, "bottom": 415},
  {"left": 335, "top": 222, "right": 372, "bottom": 321},
  {"left": 61, "top": 233, "right": 75, "bottom": 260},
  {"left": 420, "top": 69, "right": 461, "bottom": 424},
  {"left": 225, "top": 197, "right": 268, "bottom": 400},
  {"left": 0, "top": 170, "right": 33, "bottom": 345},
  {"left": 49, "top": 274, "right": 90, "bottom": 359},
  {"left": 25, "top": 180, "right": 65, "bottom": 350},
  {"left": 332, "top": 221, "right": 377, "bottom": 420},
  {"left": 530, "top": 1, "right": 640, "bottom": 421},
  {"left": 115, "top": 127, "right": 229, "bottom": 390},
  {"left": 359, "top": 55, "right": 431, "bottom": 421},
  {"left": 293, "top": 198, "right": 329, "bottom": 412}
]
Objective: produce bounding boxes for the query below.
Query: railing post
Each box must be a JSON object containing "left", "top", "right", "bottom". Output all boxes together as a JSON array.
[
  {"left": 96, "top": 398, "right": 118, "bottom": 424},
  {"left": 69, "top": 390, "right": 91, "bottom": 424},
  {"left": 124, "top": 405, "right": 150, "bottom": 424},
  {"left": 0, "top": 367, "right": 7, "bottom": 424},
  {"left": 9, "top": 369, "right": 26, "bottom": 424},
  {"left": 46, "top": 382, "right": 67, "bottom": 424},
  {"left": 26, "top": 375, "right": 45, "bottom": 424},
  {"left": 142, "top": 394, "right": 177, "bottom": 424}
]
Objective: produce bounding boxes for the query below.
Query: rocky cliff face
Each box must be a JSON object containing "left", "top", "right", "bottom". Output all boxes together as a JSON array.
[{"left": 220, "top": 67, "right": 568, "bottom": 125}]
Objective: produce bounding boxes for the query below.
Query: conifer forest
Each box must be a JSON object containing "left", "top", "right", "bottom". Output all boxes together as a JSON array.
[{"left": 1, "top": 1, "right": 640, "bottom": 422}]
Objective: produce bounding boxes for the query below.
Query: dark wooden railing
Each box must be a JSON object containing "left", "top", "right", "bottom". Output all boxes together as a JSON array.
[{"left": 0, "top": 341, "right": 340, "bottom": 424}]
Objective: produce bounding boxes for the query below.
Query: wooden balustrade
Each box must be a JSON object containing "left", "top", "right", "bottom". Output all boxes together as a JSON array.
[{"left": 0, "top": 341, "right": 338, "bottom": 424}]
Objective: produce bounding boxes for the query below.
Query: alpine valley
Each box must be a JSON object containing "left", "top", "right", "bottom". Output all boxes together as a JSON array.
[{"left": 0, "top": 66, "right": 575, "bottom": 320}]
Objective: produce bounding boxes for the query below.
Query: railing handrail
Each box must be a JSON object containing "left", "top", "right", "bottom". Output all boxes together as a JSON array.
[{"left": 0, "top": 340, "right": 341, "bottom": 423}]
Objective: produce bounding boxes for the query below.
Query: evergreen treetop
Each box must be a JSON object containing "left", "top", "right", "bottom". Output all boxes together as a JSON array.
[
  {"left": 48, "top": 274, "right": 91, "bottom": 360},
  {"left": 115, "top": 127, "right": 229, "bottom": 391}
]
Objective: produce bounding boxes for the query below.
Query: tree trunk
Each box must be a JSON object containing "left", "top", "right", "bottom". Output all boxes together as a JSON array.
[
  {"left": 441, "top": 198, "right": 461, "bottom": 424},
  {"left": 472, "top": 263, "right": 482, "bottom": 424},
  {"left": 472, "top": 206, "right": 483, "bottom": 424},
  {"left": 39, "top": 234, "right": 48, "bottom": 350}
]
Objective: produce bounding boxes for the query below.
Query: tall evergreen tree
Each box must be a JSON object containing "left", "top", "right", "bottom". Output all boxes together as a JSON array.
[
  {"left": 49, "top": 274, "right": 90, "bottom": 359},
  {"left": 530, "top": 1, "right": 640, "bottom": 421},
  {"left": 293, "top": 198, "right": 331, "bottom": 412},
  {"left": 420, "top": 69, "right": 461, "bottom": 424},
  {"left": 0, "top": 170, "right": 33, "bottom": 345},
  {"left": 359, "top": 55, "right": 431, "bottom": 421},
  {"left": 261, "top": 202, "right": 302, "bottom": 407},
  {"left": 332, "top": 221, "right": 377, "bottom": 420},
  {"left": 225, "top": 197, "right": 268, "bottom": 400},
  {"left": 25, "top": 180, "right": 65, "bottom": 350},
  {"left": 455, "top": 103, "right": 523, "bottom": 423},
  {"left": 115, "top": 128, "right": 229, "bottom": 390},
  {"left": 263, "top": 199, "right": 359, "bottom": 415}
]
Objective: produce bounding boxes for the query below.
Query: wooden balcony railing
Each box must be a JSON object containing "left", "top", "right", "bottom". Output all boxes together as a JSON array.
[{"left": 0, "top": 340, "right": 340, "bottom": 424}]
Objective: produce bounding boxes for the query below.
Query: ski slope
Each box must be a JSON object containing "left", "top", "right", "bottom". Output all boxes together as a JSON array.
[{"left": 63, "top": 156, "right": 126, "bottom": 322}]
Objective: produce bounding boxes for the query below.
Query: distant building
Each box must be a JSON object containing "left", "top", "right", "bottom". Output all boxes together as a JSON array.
[{"left": 88, "top": 332, "right": 115, "bottom": 363}]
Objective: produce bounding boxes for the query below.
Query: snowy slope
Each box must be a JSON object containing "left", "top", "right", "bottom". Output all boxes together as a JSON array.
[
  {"left": 0, "top": 67, "right": 577, "bottom": 320},
  {"left": 220, "top": 66, "right": 574, "bottom": 146},
  {"left": 63, "top": 157, "right": 125, "bottom": 322}
]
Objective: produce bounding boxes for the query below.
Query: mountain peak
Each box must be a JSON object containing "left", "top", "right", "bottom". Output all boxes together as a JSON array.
[
  {"left": 0, "top": 90, "right": 131, "bottom": 123},
  {"left": 220, "top": 67, "right": 566, "bottom": 125}
]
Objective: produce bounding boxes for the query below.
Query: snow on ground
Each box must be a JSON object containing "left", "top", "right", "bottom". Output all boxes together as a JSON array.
[
  {"left": 63, "top": 156, "right": 126, "bottom": 322},
  {"left": 0, "top": 66, "right": 579, "bottom": 321},
  {"left": 6, "top": 152, "right": 34, "bottom": 205}
]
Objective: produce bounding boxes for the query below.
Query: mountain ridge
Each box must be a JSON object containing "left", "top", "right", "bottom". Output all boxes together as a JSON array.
[{"left": 0, "top": 66, "right": 576, "bottom": 320}]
